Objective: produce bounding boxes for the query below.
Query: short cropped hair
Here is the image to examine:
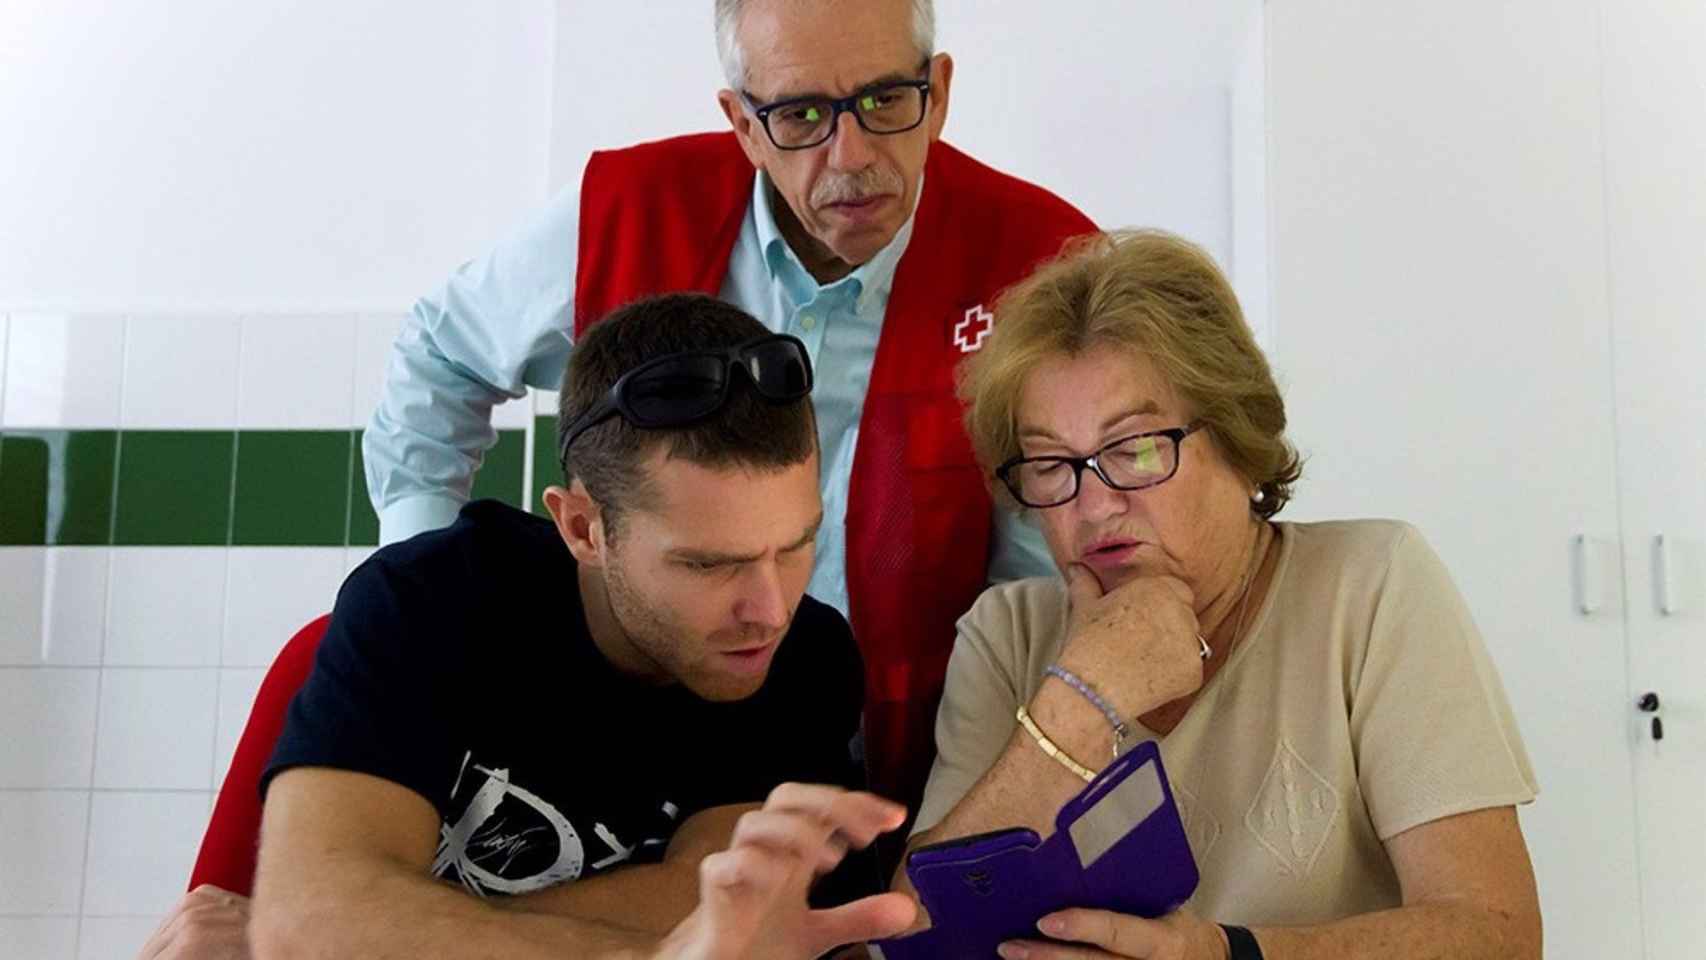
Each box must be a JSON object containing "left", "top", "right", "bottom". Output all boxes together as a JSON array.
[
  {"left": 960, "top": 230, "right": 1302, "bottom": 518},
  {"left": 557, "top": 294, "right": 817, "bottom": 535},
  {"left": 713, "top": 0, "right": 935, "bottom": 89}
]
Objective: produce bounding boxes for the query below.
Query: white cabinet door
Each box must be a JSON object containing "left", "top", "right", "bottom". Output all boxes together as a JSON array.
[
  {"left": 1599, "top": 1, "right": 1706, "bottom": 955},
  {"left": 1267, "top": 1, "right": 1644, "bottom": 956}
]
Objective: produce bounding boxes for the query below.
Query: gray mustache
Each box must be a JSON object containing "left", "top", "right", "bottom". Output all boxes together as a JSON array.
[{"left": 811, "top": 167, "right": 903, "bottom": 207}]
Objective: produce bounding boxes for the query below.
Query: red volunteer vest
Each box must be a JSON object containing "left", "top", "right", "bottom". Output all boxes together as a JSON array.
[{"left": 574, "top": 132, "right": 1094, "bottom": 809}]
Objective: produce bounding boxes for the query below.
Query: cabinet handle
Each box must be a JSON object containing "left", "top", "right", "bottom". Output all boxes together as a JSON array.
[
  {"left": 1655, "top": 534, "right": 1677, "bottom": 616},
  {"left": 1573, "top": 534, "right": 1600, "bottom": 616}
]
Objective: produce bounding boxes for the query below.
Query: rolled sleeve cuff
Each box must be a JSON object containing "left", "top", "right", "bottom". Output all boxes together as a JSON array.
[{"left": 378, "top": 494, "right": 466, "bottom": 546}]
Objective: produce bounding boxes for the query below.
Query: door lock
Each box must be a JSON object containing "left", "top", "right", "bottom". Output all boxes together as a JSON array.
[{"left": 1637, "top": 692, "right": 1663, "bottom": 741}]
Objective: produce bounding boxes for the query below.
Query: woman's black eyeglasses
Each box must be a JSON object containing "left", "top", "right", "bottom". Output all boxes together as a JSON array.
[
  {"left": 557, "top": 334, "right": 813, "bottom": 468},
  {"left": 996, "top": 423, "right": 1205, "bottom": 508}
]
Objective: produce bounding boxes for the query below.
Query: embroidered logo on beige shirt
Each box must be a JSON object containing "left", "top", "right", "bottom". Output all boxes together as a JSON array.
[{"left": 1245, "top": 738, "right": 1341, "bottom": 876}]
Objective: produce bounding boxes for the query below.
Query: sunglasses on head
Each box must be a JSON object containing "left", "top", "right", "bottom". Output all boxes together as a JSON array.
[{"left": 557, "top": 333, "right": 814, "bottom": 467}]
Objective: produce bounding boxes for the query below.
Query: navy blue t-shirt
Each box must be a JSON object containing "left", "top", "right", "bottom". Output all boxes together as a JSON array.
[{"left": 264, "top": 500, "right": 865, "bottom": 898}]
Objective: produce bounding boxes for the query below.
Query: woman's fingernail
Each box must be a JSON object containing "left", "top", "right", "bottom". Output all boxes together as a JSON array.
[
  {"left": 997, "top": 945, "right": 1028, "bottom": 960},
  {"left": 1039, "top": 915, "right": 1066, "bottom": 936}
]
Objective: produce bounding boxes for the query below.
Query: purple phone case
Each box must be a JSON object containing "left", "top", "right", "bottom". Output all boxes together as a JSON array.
[{"left": 870, "top": 741, "right": 1198, "bottom": 960}]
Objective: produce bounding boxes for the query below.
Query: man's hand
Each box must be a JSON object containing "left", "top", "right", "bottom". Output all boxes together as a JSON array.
[
  {"left": 137, "top": 885, "right": 251, "bottom": 960},
  {"left": 653, "top": 784, "right": 917, "bottom": 960},
  {"left": 996, "top": 907, "right": 1227, "bottom": 960},
  {"left": 1057, "top": 562, "right": 1203, "bottom": 719}
]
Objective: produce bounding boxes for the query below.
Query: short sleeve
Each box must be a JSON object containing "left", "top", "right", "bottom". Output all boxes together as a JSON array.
[
  {"left": 261, "top": 559, "right": 460, "bottom": 813},
  {"left": 1350, "top": 525, "right": 1540, "bottom": 840},
  {"left": 912, "top": 587, "right": 1030, "bottom": 836}
]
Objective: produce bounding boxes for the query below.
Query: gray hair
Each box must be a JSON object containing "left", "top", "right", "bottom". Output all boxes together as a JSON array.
[{"left": 713, "top": 0, "right": 936, "bottom": 90}]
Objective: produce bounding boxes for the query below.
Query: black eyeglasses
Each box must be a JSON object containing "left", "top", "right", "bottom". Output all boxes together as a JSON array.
[
  {"left": 742, "top": 60, "right": 932, "bottom": 150},
  {"left": 557, "top": 334, "right": 813, "bottom": 468},
  {"left": 996, "top": 423, "right": 1205, "bottom": 509}
]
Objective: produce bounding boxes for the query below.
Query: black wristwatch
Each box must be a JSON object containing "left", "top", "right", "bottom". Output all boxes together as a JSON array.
[{"left": 1219, "top": 924, "right": 1265, "bottom": 960}]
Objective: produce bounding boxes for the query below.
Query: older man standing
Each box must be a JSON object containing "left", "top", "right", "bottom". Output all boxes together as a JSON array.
[{"left": 366, "top": 0, "right": 1094, "bottom": 810}]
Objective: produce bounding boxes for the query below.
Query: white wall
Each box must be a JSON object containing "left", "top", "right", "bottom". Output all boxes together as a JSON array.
[
  {"left": 0, "top": 0, "right": 555, "bottom": 313},
  {"left": 1267, "top": 0, "right": 1705, "bottom": 956}
]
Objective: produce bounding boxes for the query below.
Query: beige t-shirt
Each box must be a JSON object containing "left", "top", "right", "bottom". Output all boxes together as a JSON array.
[{"left": 914, "top": 519, "right": 1538, "bottom": 926}]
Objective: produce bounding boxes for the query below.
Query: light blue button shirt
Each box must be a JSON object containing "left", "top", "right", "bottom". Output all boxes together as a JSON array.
[{"left": 365, "top": 171, "right": 1054, "bottom": 616}]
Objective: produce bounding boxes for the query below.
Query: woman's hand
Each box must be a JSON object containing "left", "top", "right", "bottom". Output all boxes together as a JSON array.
[
  {"left": 1056, "top": 562, "right": 1203, "bottom": 719},
  {"left": 996, "top": 907, "right": 1227, "bottom": 960}
]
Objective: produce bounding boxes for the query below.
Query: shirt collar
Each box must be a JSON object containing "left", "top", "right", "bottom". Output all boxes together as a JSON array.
[{"left": 752, "top": 170, "right": 923, "bottom": 309}]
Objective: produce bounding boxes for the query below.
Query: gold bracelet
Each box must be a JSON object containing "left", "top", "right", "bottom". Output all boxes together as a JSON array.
[{"left": 1015, "top": 705, "right": 1096, "bottom": 783}]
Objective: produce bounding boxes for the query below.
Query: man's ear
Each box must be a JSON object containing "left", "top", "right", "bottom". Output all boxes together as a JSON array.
[
  {"left": 543, "top": 481, "right": 607, "bottom": 568},
  {"left": 926, "top": 52, "right": 953, "bottom": 142},
  {"left": 717, "top": 89, "right": 769, "bottom": 170}
]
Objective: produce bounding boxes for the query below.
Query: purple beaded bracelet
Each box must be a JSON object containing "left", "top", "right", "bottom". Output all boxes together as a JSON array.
[{"left": 1042, "top": 664, "right": 1130, "bottom": 758}]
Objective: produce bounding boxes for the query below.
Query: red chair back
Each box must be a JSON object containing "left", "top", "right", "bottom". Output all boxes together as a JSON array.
[{"left": 188, "top": 614, "right": 329, "bottom": 896}]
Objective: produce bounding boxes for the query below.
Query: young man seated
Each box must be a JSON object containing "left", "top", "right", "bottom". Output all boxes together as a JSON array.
[{"left": 157, "top": 294, "right": 914, "bottom": 960}]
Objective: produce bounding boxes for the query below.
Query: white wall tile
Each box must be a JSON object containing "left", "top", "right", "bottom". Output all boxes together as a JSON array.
[
  {"left": 2, "top": 550, "right": 108, "bottom": 668},
  {"left": 221, "top": 548, "right": 342, "bottom": 668},
  {"left": 236, "top": 315, "right": 357, "bottom": 429},
  {"left": 0, "top": 917, "right": 78, "bottom": 960},
  {"left": 0, "top": 313, "right": 9, "bottom": 425},
  {"left": 0, "top": 669, "right": 98, "bottom": 788},
  {"left": 345, "top": 546, "right": 376, "bottom": 577},
  {"left": 104, "top": 549, "right": 226, "bottom": 667},
  {"left": 81, "top": 791, "right": 209, "bottom": 917},
  {"left": 1, "top": 314, "right": 126, "bottom": 429},
  {"left": 351, "top": 314, "right": 404, "bottom": 428},
  {"left": 0, "top": 547, "right": 48, "bottom": 665},
  {"left": 213, "top": 668, "right": 267, "bottom": 790},
  {"left": 41, "top": 548, "right": 109, "bottom": 666},
  {"left": 119, "top": 317, "right": 239, "bottom": 429},
  {"left": 78, "top": 917, "right": 163, "bottom": 960},
  {"left": 92, "top": 669, "right": 217, "bottom": 791},
  {"left": 493, "top": 394, "right": 533, "bottom": 429},
  {"left": 0, "top": 790, "right": 89, "bottom": 914}
]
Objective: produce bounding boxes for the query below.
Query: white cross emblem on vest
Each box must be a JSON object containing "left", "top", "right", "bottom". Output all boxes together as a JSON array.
[{"left": 954, "top": 304, "right": 994, "bottom": 353}]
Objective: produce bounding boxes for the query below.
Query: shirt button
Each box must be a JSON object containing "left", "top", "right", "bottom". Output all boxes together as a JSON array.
[{"left": 800, "top": 314, "right": 817, "bottom": 331}]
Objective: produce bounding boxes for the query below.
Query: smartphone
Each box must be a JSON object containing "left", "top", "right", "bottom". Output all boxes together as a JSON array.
[{"left": 869, "top": 741, "right": 1198, "bottom": 960}]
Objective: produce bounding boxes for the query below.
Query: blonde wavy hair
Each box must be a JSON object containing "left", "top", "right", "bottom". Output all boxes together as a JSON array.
[{"left": 959, "top": 229, "right": 1301, "bottom": 518}]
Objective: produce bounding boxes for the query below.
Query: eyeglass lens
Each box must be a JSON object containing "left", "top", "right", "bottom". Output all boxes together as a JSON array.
[
  {"left": 1013, "top": 433, "right": 1180, "bottom": 505},
  {"left": 767, "top": 85, "right": 926, "bottom": 148}
]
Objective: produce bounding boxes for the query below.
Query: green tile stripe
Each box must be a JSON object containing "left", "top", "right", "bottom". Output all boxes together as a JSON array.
[
  {"left": 0, "top": 431, "right": 118, "bottom": 545},
  {"left": 347, "top": 431, "right": 379, "bottom": 547},
  {"left": 233, "top": 431, "right": 352, "bottom": 547},
  {"left": 530, "top": 415, "right": 560, "bottom": 519},
  {"left": 471, "top": 427, "right": 526, "bottom": 509},
  {"left": 0, "top": 428, "right": 526, "bottom": 547},
  {"left": 114, "top": 431, "right": 235, "bottom": 546}
]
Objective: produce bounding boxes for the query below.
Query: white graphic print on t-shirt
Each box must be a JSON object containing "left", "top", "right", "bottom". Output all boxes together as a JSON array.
[{"left": 431, "top": 751, "right": 677, "bottom": 897}]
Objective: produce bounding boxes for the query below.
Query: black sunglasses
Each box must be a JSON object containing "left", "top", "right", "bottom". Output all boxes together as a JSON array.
[{"left": 557, "top": 334, "right": 814, "bottom": 467}]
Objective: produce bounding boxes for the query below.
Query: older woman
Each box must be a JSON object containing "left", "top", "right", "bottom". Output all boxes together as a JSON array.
[{"left": 904, "top": 231, "right": 1542, "bottom": 959}]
